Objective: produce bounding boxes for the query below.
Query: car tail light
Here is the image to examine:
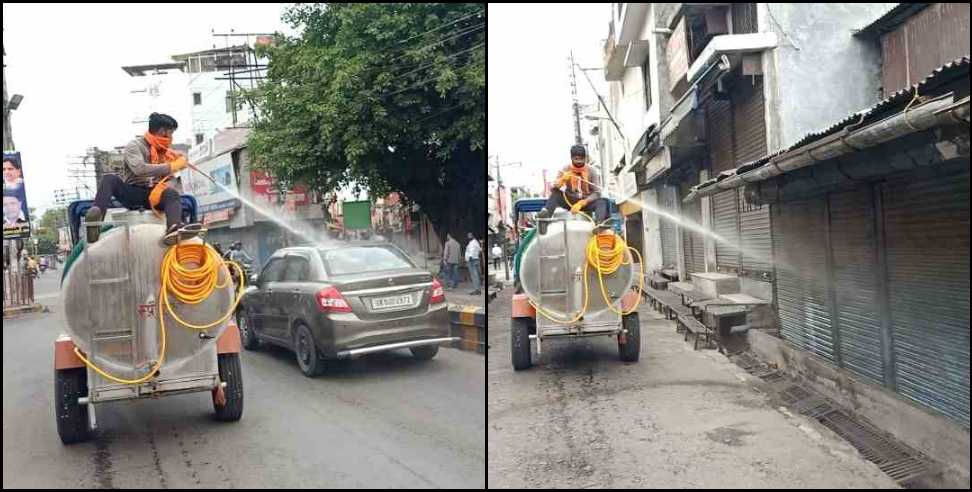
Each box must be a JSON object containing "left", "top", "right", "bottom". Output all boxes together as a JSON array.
[
  {"left": 430, "top": 278, "right": 446, "bottom": 304},
  {"left": 316, "top": 286, "right": 352, "bottom": 313}
]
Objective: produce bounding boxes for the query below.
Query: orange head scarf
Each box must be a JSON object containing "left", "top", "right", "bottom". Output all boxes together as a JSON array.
[{"left": 143, "top": 131, "right": 179, "bottom": 164}]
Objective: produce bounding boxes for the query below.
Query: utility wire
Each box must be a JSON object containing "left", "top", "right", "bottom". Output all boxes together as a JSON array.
[
  {"left": 384, "top": 43, "right": 484, "bottom": 97},
  {"left": 394, "top": 9, "right": 485, "bottom": 47}
]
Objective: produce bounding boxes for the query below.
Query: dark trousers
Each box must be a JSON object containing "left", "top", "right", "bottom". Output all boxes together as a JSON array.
[
  {"left": 544, "top": 192, "right": 609, "bottom": 224},
  {"left": 93, "top": 174, "right": 182, "bottom": 229}
]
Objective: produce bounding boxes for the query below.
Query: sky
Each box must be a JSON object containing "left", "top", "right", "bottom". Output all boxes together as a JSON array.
[
  {"left": 487, "top": 3, "right": 611, "bottom": 194},
  {"left": 3, "top": 3, "right": 299, "bottom": 217}
]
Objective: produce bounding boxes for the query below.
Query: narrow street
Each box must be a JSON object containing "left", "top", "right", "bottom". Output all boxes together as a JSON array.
[
  {"left": 486, "top": 288, "right": 899, "bottom": 488},
  {"left": 3, "top": 272, "right": 486, "bottom": 489}
]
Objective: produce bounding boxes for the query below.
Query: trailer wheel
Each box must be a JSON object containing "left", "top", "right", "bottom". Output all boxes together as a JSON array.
[
  {"left": 619, "top": 312, "right": 641, "bottom": 362},
  {"left": 511, "top": 317, "right": 532, "bottom": 371},
  {"left": 55, "top": 367, "right": 92, "bottom": 444},
  {"left": 213, "top": 353, "right": 244, "bottom": 422}
]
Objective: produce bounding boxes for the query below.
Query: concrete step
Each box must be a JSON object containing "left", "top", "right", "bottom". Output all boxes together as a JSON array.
[{"left": 690, "top": 272, "right": 740, "bottom": 299}]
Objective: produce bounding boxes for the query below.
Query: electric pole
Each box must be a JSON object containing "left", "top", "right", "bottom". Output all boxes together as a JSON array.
[{"left": 569, "top": 50, "right": 583, "bottom": 145}]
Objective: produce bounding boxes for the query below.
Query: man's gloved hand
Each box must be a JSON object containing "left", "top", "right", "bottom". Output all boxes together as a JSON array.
[
  {"left": 569, "top": 198, "right": 588, "bottom": 214},
  {"left": 169, "top": 156, "right": 188, "bottom": 174}
]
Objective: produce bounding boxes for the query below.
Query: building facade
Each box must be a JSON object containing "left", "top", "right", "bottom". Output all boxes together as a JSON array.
[{"left": 599, "top": 2, "right": 970, "bottom": 474}]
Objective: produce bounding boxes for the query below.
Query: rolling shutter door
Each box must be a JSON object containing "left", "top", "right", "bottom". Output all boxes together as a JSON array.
[
  {"left": 707, "top": 98, "right": 740, "bottom": 272},
  {"left": 774, "top": 197, "right": 836, "bottom": 363},
  {"left": 883, "top": 167, "right": 970, "bottom": 428},
  {"left": 732, "top": 75, "right": 772, "bottom": 275},
  {"left": 680, "top": 181, "right": 706, "bottom": 275},
  {"left": 658, "top": 185, "right": 678, "bottom": 268},
  {"left": 731, "top": 3, "right": 757, "bottom": 34},
  {"left": 713, "top": 190, "right": 739, "bottom": 271},
  {"left": 829, "top": 187, "right": 885, "bottom": 386}
]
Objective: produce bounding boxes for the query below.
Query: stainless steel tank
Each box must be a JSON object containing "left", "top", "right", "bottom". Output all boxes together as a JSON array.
[
  {"left": 521, "top": 214, "right": 634, "bottom": 320},
  {"left": 62, "top": 210, "right": 234, "bottom": 378}
]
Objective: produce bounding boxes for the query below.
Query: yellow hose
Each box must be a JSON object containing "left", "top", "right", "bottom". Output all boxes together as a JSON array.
[
  {"left": 73, "top": 242, "right": 245, "bottom": 385},
  {"left": 529, "top": 191, "right": 645, "bottom": 324}
]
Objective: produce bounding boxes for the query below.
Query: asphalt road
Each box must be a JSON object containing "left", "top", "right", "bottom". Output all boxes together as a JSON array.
[
  {"left": 3, "top": 271, "right": 485, "bottom": 489},
  {"left": 487, "top": 288, "right": 899, "bottom": 489}
]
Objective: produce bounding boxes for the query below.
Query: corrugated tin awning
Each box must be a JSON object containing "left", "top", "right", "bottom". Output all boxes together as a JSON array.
[
  {"left": 854, "top": 3, "right": 930, "bottom": 38},
  {"left": 685, "top": 56, "right": 970, "bottom": 202}
]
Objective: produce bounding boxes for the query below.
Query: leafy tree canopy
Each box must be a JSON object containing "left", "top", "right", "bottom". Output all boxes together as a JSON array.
[{"left": 247, "top": 3, "right": 486, "bottom": 243}]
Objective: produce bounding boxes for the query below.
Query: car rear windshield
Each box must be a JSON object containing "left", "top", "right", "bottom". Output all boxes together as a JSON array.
[{"left": 318, "top": 246, "right": 414, "bottom": 276}]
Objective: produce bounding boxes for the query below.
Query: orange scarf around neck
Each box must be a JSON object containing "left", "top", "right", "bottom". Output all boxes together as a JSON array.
[{"left": 143, "top": 131, "right": 178, "bottom": 164}]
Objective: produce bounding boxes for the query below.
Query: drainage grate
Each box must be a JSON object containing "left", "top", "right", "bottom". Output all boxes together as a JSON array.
[
  {"left": 779, "top": 384, "right": 813, "bottom": 405},
  {"left": 816, "top": 411, "right": 934, "bottom": 484}
]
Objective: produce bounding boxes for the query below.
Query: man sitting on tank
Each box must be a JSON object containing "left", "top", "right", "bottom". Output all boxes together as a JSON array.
[
  {"left": 85, "top": 113, "right": 195, "bottom": 245},
  {"left": 535, "top": 144, "right": 610, "bottom": 235}
]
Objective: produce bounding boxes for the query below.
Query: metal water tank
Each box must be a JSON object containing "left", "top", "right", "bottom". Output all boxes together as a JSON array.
[
  {"left": 520, "top": 214, "right": 634, "bottom": 319},
  {"left": 62, "top": 210, "right": 233, "bottom": 377}
]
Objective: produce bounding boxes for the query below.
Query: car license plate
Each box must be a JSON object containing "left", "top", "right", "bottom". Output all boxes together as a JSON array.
[{"left": 372, "top": 294, "right": 412, "bottom": 310}]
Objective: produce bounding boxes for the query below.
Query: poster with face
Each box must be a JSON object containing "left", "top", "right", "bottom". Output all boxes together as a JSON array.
[{"left": 3, "top": 152, "right": 31, "bottom": 240}]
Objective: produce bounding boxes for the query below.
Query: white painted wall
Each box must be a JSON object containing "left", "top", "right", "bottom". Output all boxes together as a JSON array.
[{"left": 126, "top": 70, "right": 193, "bottom": 146}]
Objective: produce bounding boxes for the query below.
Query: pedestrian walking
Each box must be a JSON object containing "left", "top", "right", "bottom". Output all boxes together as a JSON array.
[
  {"left": 491, "top": 244, "right": 503, "bottom": 270},
  {"left": 443, "top": 233, "right": 461, "bottom": 290},
  {"left": 465, "top": 232, "right": 482, "bottom": 295}
]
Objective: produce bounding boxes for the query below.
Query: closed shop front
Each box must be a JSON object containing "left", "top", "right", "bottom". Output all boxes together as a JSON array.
[
  {"left": 829, "top": 187, "right": 885, "bottom": 386},
  {"left": 707, "top": 97, "right": 741, "bottom": 273},
  {"left": 882, "top": 166, "right": 970, "bottom": 427},
  {"left": 774, "top": 196, "right": 836, "bottom": 363},
  {"left": 657, "top": 184, "right": 678, "bottom": 269},
  {"left": 681, "top": 179, "right": 706, "bottom": 275},
  {"left": 732, "top": 74, "right": 773, "bottom": 275},
  {"left": 773, "top": 163, "right": 970, "bottom": 428}
]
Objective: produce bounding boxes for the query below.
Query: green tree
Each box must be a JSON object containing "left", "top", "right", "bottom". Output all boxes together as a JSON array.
[{"left": 246, "top": 3, "right": 485, "bottom": 243}]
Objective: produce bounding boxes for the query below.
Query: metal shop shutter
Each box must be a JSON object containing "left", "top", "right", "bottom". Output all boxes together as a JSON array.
[
  {"left": 713, "top": 190, "right": 740, "bottom": 271},
  {"left": 829, "top": 187, "right": 885, "bottom": 386},
  {"left": 732, "top": 74, "right": 772, "bottom": 275},
  {"left": 680, "top": 181, "right": 706, "bottom": 275},
  {"left": 731, "top": 3, "right": 758, "bottom": 34},
  {"left": 774, "top": 197, "right": 836, "bottom": 363},
  {"left": 658, "top": 185, "right": 678, "bottom": 269},
  {"left": 883, "top": 167, "right": 970, "bottom": 428},
  {"left": 708, "top": 98, "right": 734, "bottom": 174},
  {"left": 739, "top": 197, "right": 773, "bottom": 274}
]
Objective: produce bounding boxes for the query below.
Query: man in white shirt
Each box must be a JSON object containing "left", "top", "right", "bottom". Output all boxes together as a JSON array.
[
  {"left": 464, "top": 232, "right": 482, "bottom": 295},
  {"left": 491, "top": 244, "right": 503, "bottom": 270}
]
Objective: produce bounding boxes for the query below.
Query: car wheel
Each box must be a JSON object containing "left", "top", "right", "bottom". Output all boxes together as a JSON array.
[
  {"left": 55, "top": 367, "right": 92, "bottom": 444},
  {"left": 619, "top": 312, "right": 641, "bottom": 363},
  {"left": 213, "top": 353, "right": 244, "bottom": 421},
  {"left": 511, "top": 317, "right": 532, "bottom": 371},
  {"left": 410, "top": 344, "right": 439, "bottom": 361},
  {"left": 238, "top": 309, "right": 260, "bottom": 350},
  {"left": 294, "top": 324, "right": 325, "bottom": 377}
]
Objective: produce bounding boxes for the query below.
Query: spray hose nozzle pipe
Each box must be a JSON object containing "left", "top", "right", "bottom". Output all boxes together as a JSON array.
[{"left": 185, "top": 162, "right": 219, "bottom": 184}]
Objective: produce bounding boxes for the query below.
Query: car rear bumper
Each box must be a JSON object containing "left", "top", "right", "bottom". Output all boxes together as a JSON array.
[
  {"left": 319, "top": 303, "right": 451, "bottom": 358},
  {"left": 335, "top": 337, "right": 459, "bottom": 359}
]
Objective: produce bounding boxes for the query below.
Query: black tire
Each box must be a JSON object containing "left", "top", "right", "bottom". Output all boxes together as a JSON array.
[
  {"left": 237, "top": 309, "right": 260, "bottom": 350},
  {"left": 55, "top": 368, "right": 92, "bottom": 444},
  {"left": 213, "top": 353, "right": 244, "bottom": 421},
  {"left": 294, "top": 324, "right": 326, "bottom": 377},
  {"left": 410, "top": 344, "right": 439, "bottom": 361},
  {"left": 511, "top": 317, "right": 532, "bottom": 371},
  {"left": 619, "top": 312, "right": 641, "bottom": 362}
]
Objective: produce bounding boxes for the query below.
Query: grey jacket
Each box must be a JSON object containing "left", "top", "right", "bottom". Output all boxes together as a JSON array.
[
  {"left": 121, "top": 137, "right": 175, "bottom": 188},
  {"left": 443, "top": 238, "right": 461, "bottom": 264}
]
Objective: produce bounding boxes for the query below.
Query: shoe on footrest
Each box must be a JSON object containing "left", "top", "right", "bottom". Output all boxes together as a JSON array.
[
  {"left": 161, "top": 223, "right": 207, "bottom": 246},
  {"left": 85, "top": 206, "right": 104, "bottom": 244}
]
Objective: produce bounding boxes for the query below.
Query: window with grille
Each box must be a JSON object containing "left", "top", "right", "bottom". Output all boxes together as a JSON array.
[{"left": 641, "top": 57, "right": 652, "bottom": 110}]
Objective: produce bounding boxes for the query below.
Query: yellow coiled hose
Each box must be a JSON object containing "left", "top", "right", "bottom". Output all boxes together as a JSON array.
[
  {"left": 73, "top": 242, "right": 245, "bottom": 385},
  {"left": 527, "top": 191, "right": 645, "bottom": 324}
]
